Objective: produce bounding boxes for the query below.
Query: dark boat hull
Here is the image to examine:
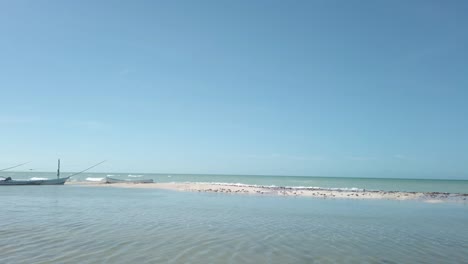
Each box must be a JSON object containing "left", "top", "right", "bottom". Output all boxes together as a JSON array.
[{"left": 0, "top": 180, "right": 42, "bottom": 185}]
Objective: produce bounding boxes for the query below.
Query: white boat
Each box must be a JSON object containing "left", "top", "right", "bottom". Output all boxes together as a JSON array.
[
  {"left": 0, "top": 159, "right": 69, "bottom": 186},
  {"left": 0, "top": 178, "right": 41, "bottom": 185},
  {"left": 0, "top": 177, "right": 70, "bottom": 186},
  {"left": 0, "top": 159, "right": 105, "bottom": 186},
  {"left": 105, "top": 177, "right": 154, "bottom": 184}
]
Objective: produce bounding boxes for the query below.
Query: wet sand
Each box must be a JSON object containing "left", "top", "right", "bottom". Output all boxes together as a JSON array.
[{"left": 67, "top": 181, "right": 468, "bottom": 203}]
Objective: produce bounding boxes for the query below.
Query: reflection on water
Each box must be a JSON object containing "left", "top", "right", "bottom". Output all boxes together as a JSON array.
[{"left": 0, "top": 186, "right": 467, "bottom": 263}]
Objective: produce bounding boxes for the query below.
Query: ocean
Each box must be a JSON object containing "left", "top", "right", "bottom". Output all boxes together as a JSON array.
[
  {"left": 1, "top": 172, "right": 467, "bottom": 263},
  {"left": 3, "top": 171, "right": 468, "bottom": 193}
]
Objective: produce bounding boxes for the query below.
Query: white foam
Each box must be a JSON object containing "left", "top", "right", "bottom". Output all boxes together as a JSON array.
[
  {"left": 189, "top": 182, "right": 278, "bottom": 188},
  {"left": 287, "top": 186, "right": 364, "bottom": 192},
  {"left": 30, "top": 177, "right": 49, "bottom": 180},
  {"left": 86, "top": 177, "right": 105, "bottom": 182},
  {"left": 177, "top": 182, "right": 365, "bottom": 192},
  {"left": 128, "top": 174, "right": 143, "bottom": 178}
]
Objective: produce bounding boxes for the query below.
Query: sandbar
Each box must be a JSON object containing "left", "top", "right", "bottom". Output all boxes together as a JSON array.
[{"left": 67, "top": 181, "right": 468, "bottom": 203}]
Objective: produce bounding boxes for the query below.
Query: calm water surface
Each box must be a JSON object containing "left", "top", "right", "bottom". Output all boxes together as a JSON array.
[{"left": 1, "top": 185, "right": 467, "bottom": 263}]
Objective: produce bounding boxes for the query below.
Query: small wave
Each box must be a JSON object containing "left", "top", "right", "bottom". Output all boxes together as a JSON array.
[
  {"left": 286, "top": 186, "right": 364, "bottom": 192},
  {"left": 186, "top": 182, "right": 278, "bottom": 188},
  {"left": 128, "top": 175, "right": 143, "bottom": 178},
  {"left": 30, "top": 177, "right": 49, "bottom": 180},
  {"left": 86, "top": 177, "right": 105, "bottom": 182},
  {"left": 218, "top": 182, "right": 277, "bottom": 188},
  {"left": 176, "top": 182, "right": 365, "bottom": 192}
]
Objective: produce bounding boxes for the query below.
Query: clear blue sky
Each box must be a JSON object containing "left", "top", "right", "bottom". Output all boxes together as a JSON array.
[{"left": 1, "top": 0, "right": 467, "bottom": 179}]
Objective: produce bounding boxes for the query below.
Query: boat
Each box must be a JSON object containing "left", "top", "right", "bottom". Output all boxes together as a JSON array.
[
  {"left": 0, "top": 177, "right": 70, "bottom": 186},
  {"left": 0, "top": 159, "right": 69, "bottom": 185},
  {"left": 0, "top": 159, "right": 105, "bottom": 186},
  {"left": 105, "top": 176, "right": 154, "bottom": 184},
  {"left": 0, "top": 178, "right": 42, "bottom": 185}
]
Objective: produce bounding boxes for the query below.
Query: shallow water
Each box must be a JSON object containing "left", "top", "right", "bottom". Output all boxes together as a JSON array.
[{"left": 1, "top": 186, "right": 467, "bottom": 263}]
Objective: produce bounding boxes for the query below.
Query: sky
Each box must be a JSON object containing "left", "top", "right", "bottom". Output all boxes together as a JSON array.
[{"left": 1, "top": 0, "right": 467, "bottom": 179}]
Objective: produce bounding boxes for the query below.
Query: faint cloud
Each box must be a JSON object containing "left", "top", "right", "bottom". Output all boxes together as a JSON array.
[
  {"left": 71, "top": 120, "right": 108, "bottom": 130},
  {"left": 247, "top": 153, "right": 325, "bottom": 161},
  {"left": 394, "top": 154, "right": 409, "bottom": 160},
  {"left": 119, "top": 68, "right": 134, "bottom": 76},
  {"left": 283, "top": 155, "right": 324, "bottom": 161},
  {"left": 0, "top": 116, "right": 109, "bottom": 131},
  {"left": 0, "top": 115, "right": 38, "bottom": 125},
  {"left": 346, "top": 156, "right": 377, "bottom": 161}
]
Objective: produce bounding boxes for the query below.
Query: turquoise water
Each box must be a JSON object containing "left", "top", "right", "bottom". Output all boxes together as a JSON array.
[
  {"left": 3, "top": 172, "right": 468, "bottom": 193},
  {"left": 0, "top": 185, "right": 467, "bottom": 263}
]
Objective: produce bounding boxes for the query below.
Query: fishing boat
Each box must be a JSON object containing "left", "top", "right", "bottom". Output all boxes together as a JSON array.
[
  {"left": 105, "top": 176, "right": 154, "bottom": 184},
  {"left": 0, "top": 159, "right": 69, "bottom": 185},
  {"left": 0, "top": 178, "right": 42, "bottom": 185},
  {"left": 0, "top": 177, "right": 70, "bottom": 186},
  {"left": 0, "top": 160, "right": 105, "bottom": 186}
]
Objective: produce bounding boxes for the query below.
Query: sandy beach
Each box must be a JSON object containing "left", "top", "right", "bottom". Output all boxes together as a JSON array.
[{"left": 68, "top": 181, "right": 468, "bottom": 203}]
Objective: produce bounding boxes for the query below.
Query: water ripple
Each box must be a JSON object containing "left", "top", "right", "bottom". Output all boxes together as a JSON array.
[{"left": 0, "top": 187, "right": 467, "bottom": 264}]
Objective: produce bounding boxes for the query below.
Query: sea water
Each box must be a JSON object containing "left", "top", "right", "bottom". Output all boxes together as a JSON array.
[
  {"left": 3, "top": 172, "right": 468, "bottom": 193},
  {"left": 0, "top": 185, "right": 467, "bottom": 263}
]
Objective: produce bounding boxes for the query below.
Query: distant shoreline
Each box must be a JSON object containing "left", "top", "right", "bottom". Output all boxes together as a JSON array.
[
  {"left": 6, "top": 171, "right": 468, "bottom": 181},
  {"left": 68, "top": 182, "right": 468, "bottom": 203}
]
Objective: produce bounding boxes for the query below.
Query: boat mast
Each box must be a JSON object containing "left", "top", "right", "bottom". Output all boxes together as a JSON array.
[{"left": 57, "top": 159, "right": 60, "bottom": 179}]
